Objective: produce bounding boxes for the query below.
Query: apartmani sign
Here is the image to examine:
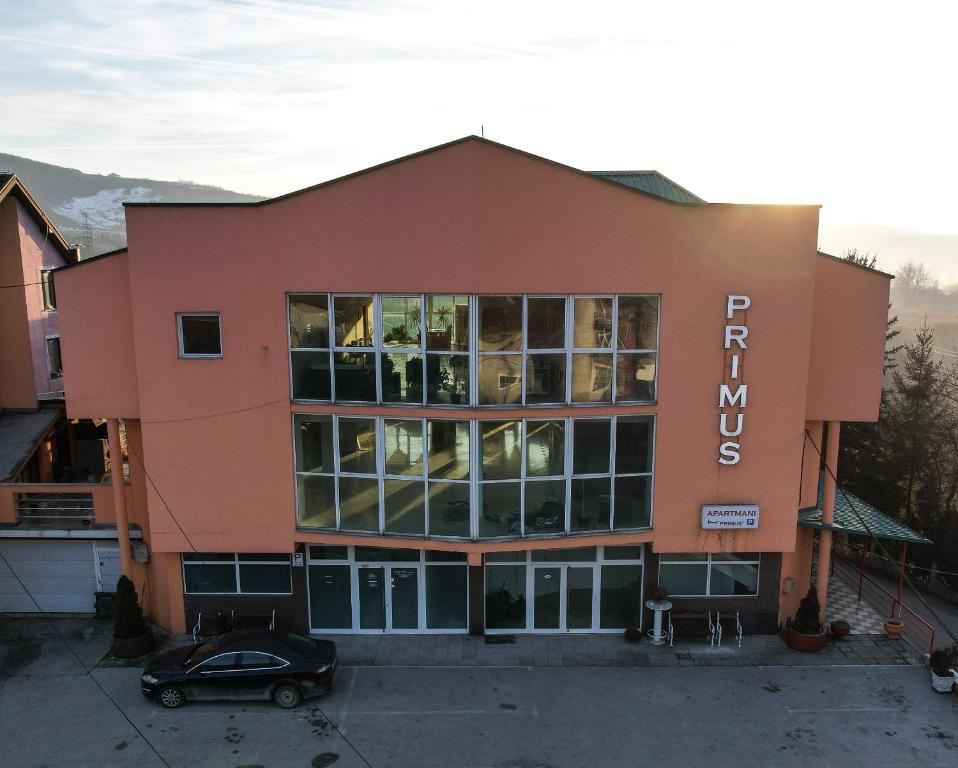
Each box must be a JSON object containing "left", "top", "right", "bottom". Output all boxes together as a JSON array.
[
  {"left": 718, "top": 294, "right": 750, "bottom": 466},
  {"left": 701, "top": 504, "right": 760, "bottom": 529}
]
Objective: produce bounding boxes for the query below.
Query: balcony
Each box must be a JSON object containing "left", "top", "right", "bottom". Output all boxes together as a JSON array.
[{"left": 0, "top": 482, "right": 130, "bottom": 531}]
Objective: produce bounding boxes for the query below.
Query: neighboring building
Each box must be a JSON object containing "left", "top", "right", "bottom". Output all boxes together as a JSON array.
[
  {"left": 0, "top": 174, "right": 130, "bottom": 613},
  {"left": 52, "top": 137, "right": 891, "bottom": 637}
]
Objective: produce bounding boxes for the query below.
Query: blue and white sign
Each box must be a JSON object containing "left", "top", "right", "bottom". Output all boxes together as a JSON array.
[{"left": 701, "top": 504, "right": 760, "bottom": 529}]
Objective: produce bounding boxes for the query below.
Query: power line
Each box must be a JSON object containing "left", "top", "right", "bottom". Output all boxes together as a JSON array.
[
  {"left": 142, "top": 397, "right": 289, "bottom": 424},
  {"left": 804, "top": 428, "right": 958, "bottom": 646},
  {"left": 0, "top": 549, "right": 171, "bottom": 768},
  {"left": 125, "top": 440, "right": 197, "bottom": 552}
]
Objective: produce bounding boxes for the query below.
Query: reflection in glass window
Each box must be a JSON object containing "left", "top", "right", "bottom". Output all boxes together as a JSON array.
[
  {"left": 525, "top": 421, "right": 564, "bottom": 477},
  {"left": 479, "top": 482, "right": 521, "bottom": 538},
  {"left": 615, "top": 416, "right": 653, "bottom": 474},
  {"left": 485, "top": 565, "right": 527, "bottom": 629},
  {"left": 427, "top": 564, "right": 468, "bottom": 628},
  {"left": 658, "top": 562, "right": 709, "bottom": 595},
  {"left": 573, "top": 297, "right": 613, "bottom": 348},
  {"left": 383, "top": 479, "right": 425, "bottom": 535},
  {"left": 525, "top": 353, "right": 566, "bottom": 404},
  {"left": 297, "top": 476, "right": 336, "bottom": 528},
  {"left": 613, "top": 475, "right": 651, "bottom": 530},
  {"left": 426, "top": 354, "right": 468, "bottom": 405},
  {"left": 428, "top": 482, "right": 470, "bottom": 537},
  {"left": 657, "top": 554, "right": 759, "bottom": 596},
  {"left": 571, "top": 353, "right": 612, "bottom": 402},
  {"left": 295, "top": 414, "right": 334, "bottom": 473},
  {"left": 338, "top": 476, "right": 380, "bottom": 531},
  {"left": 570, "top": 477, "right": 611, "bottom": 531},
  {"left": 381, "top": 353, "right": 424, "bottom": 403},
  {"left": 339, "top": 418, "right": 377, "bottom": 474},
  {"left": 710, "top": 562, "right": 759, "bottom": 595},
  {"left": 478, "top": 296, "right": 522, "bottom": 351},
  {"left": 334, "top": 296, "right": 374, "bottom": 347},
  {"left": 616, "top": 353, "right": 656, "bottom": 402},
  {"left": 384, "top": 419, "right": 423, "bottom": 476},
  {"left": 481, "top": 422, "right": 522, "bottom": 480},
  {"left": 289, "top": 295, "right": 330, "bottom": 348},
  {"left": 617, "top": 295, "right": 659, "bottom": 350},
  {"left": 428, "top": 420, "right": 470, "bottom": 480},
  {"left": 527, "top": 297, "right": 566, "bottom": 349},
  {"left": 600, "top": 565, "right": 642, "bottom": 629},
  {"left": 425, "top": 295, "right": 469, "bottom": 351},
  {"left": 291, "top": 351, "right": 331, "bottom": 400},
  {"left": 381, "top": 296, "right": 422, "bottom": 347},
  {"left": 334, "top": 351, "right": 376, "bottom": 401},
  {"left": 478, "top": 354, "right": 522, "bottom": 405},
  {"left": 524, "top": 479, "right": 565, "bottom": 535},
  {"left": 573, "top": 419, "right": 611, "bottom": 474}
]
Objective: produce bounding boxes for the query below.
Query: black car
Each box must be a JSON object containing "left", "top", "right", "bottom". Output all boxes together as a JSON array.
[{"left": 141, "top": 630, "right": 336, "bottom": 709}]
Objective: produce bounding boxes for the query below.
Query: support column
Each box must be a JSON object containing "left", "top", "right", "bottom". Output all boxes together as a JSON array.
[
  {"left": 107, "top": 418, "right": 133, "bottom": 579},
  {"left": 816, "top": 420, "right": 840, "bottom": 621}
]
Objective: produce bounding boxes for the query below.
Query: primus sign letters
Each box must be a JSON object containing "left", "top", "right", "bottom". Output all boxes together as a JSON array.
[
  {"left": 701, "top": 504, "right": 760, "bottom": 529},
  {"left": 719, "top": 294, "right": 749, "bottom": 465}
]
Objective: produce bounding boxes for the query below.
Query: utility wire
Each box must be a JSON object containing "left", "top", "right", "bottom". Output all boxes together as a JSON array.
[
  {"left": 125, "top": 440, "right": 197, "bottom": 552},
  {"left": 0, "top": 549, "right": 171, "bottom": 768},
  {"left": 804, "top": 428, "right": 958, "bottom": 645},
  {"left": 142, "top": 397, "right": 289, "bottom": 424}
]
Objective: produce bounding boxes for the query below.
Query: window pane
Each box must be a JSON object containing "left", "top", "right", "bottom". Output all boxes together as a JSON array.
[
  {"left": 486, "top": 551, "right": 524, "bottom": 562},
  {"left": 571, "top": 353, "right": 612, "bottom": 402},
  {"left": 339, "top": 417, "right": 377, "bottom": 474},
  {"left": 384, "top": 419, "right": 423, "bottom": 476},
  {"left": 425, "top": 550, "right": 468, "bottom": 562},
  {"left": 479, "top": 482, "right": 521, "bottom": 538},
  {"left": 184, "top": 563, "right": 236, "bottom": 593},
  {"left": 308, "top": 564, "right": 352, "bottom": 629},
  {"left": 291, "top": 351, "right": 332, "bottom": 400},
  {"left": 333, "top": 351, "right": 376, "bottom": 401},
  {"left": 527, "top": 297, "right": 565, "bottom": 349},
  {"left": 47, "top": 338, "right": 62, "bottom": 376},
  {"left": 600, "top": 565, "right": 643, "bottom": 629},
  {"left": 615, "top": 416, "right": 654, "bottom": 474},
  {"left": 616, "top": 353, "right": 656, "bottom": 402},
  {"left": 333, "top": 295, "right": 374, "bottom": 347},
  {"left": 239, "top": 564, "right": 292, "bottom": 593},
  {"left": 485, "top": 565, "right": 527, "bottom": 629},
  {"left": 427, "top": 564, "right": 468, "bottom": 629},
  {"left": 426, "top": 354, "right": 469, "bottom": 405},
  {"left": 573, "top": 297, "right": 613, "bottom": 348},
  {"left": 478, "top": 295, "right": 522, "bottom": 351},
  {"left": 289, "top": 295, "right": 329, "bottom": 348},
  {"left": 355, "top": 547, "right": 419, "bottom": 562},
  {"left": 478, "top": 354, "right": 522, "bottom": 405},
  {"left": 603, "top": 546, "right": 644, "bottom": 560},
  {"left": 308, "top": 545, "right": 348, "bottom": 560},
  {"left": 710, "top": 563, "right": 759, "bottom": 595},
  {"left": 183, "top": 552, "right": 234, "bottom": 562},
  {"left": 617, "top": 295, "right": 658, "bottom": 350},
  {"left": 526, "top": 420, "right": 564, "bottom": 477},
  {"left": 294, "top": 414, "right": 334, "bottom": 473},
  {"left": 534, "top": 567, "right": 560, "bottom": 629},
  {"left": 238, "top": 553, "right": 290, "bottom": 562},
  {"left": 659, "top": 553, "right": 708, "bottom": 562},
  {"left": 570, "top": 477, "right": 611, "bottom": 531},
  {"left": 427, "top": 481, "right": 470, "bottom": 537},
  {"left": 384, "top": 479, "right": 426, "bottom": 535},
  {"left": 573, "top": 419, "right": 611, "bottom": 474},
  {"left": 481, "top": 421, "right": 522, "bottom": 480},
  {"left": 711, "top": 552, "right": 760, "bottom": 562},
  {"left": 425, "top": 295, "right": 469, "bottom": 351},
  {"left": 613, "top": 475, "right": 651, "bottom": 530},
  {"left": 427, "top": 420, "right": 470, "bottom": 480},
  {"left": 338, "top": 476, "right": 380, "bottom": 532},
  {"left": 567, "top": 567, "right": 593, "bottom": 629},
  {"left": 41, "top": 270, "right": 56, "bottom": 310},
  {"left": 297, "top": 475, "right": 336, "bottom": 528},
  {"left": 531, "top": 547, "right": 597, "bottom": 562},
  {"left": 381, "top": 296, "right": 421, "bottom": 347},
  {"left": 525, "top": 353, "right": 566, "bottom": 404},
  {"left": 180, "top": 315, "right": 221, "bottom": 356},
  {"left": 381, "top": 353, "right": 424, "bottom": 403},
  {"left": 524, "top": 479, "right": 565, "bottom": 535},
  {"left": 659, "top": 563, "right": 709, "bottom": 595}
]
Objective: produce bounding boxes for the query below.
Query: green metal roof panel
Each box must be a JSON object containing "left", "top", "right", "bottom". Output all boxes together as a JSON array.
[
  {"left": 797, "top": 473, "right": 931, "bottom": 545},
  {"left": 590, "top": 171, "right": 705, "bottom": 204}
]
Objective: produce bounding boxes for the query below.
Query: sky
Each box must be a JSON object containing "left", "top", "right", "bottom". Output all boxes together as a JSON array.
[{"left": 1, "top": 0, "right": 956, "bottom": 280}]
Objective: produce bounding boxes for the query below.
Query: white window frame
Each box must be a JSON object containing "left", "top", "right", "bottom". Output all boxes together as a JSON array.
[
  {"left": 176, "top": 312, "right": 222, "bottom": 359},
  {"left": 657, "top": 553, "right": 761, "bottom": 597},
  {"left": 182, "top": 553, "right": 293, "bottom": 595},
  {"left": 39, "top": 268, "right": 57, "bottom": 312}
]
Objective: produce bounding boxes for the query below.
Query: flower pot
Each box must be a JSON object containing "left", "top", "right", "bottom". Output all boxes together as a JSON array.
[
  {"left": 884, "top": 619, "right": 904, "bottom": 639},
  {"left": 830, "top": 620, "right": 851, "bottom": 639},
  {"left": 112, "top": 630, "right": 154, "bottom": 659},
  {"left": 931, "top": 669, "right": 957, "bottom": 693},
  {"left": 624, "top": 627, "right": 642, "bottom": 644},
  {"left": 785, "top": 623, "right": 827, "bottom": 652}
]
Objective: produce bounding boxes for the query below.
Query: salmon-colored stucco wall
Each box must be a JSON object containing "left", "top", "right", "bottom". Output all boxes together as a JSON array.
[
  {"left": 57, "top": 252, "right": 140, "bottom": 419},
  {"left": 799, "top": 420, "right": 823, "bottom": 509},
  {"left": 806, "top": 255, "right": 890, "bottom": 421},
  {"left": 0, "top": 198, "right": 37, "bottom": 410}
]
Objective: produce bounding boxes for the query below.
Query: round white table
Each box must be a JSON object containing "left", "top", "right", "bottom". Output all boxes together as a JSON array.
[{"left": 646, "top": 599, "right": 673, "bottom": 645}]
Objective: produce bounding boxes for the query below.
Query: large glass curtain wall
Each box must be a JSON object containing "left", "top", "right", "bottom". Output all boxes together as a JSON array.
[
  {"left": 289, "top": 294, "right": 658, "bottom": 405},
  {"left": 295, "top": 414, "right": 654, "bottom": 539}
]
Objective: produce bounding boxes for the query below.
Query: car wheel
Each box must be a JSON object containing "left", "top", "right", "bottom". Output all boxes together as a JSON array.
[
  {"left": 272, "top": 683, "right": 303, "bottom": 709},
  {"left": 158, "top": 686, "right": 185, "bottom": 709}
]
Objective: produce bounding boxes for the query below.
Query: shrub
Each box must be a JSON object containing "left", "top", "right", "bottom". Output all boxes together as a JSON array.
[
  {"left": 792, "top": 585, "right": 822, "bottom": 634},
  {"left": 113, "top": 575, "right": 149, "bottom": 639},
  {"left": 930, "top": 645, "right": 958, "bottom": 676}
]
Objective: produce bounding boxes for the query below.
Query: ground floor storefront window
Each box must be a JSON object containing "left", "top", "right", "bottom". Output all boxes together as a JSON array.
[
  {"left": 307, "top": 546, "right": 468, "bottom": 633},
  {"left": 484, "top": 545, "right": 644, "bottom": 633}
]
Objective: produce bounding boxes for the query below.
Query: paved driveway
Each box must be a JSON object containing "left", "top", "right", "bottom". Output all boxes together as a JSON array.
[{"left": 2, "top": 618, "right": 957, "bottom": 768}]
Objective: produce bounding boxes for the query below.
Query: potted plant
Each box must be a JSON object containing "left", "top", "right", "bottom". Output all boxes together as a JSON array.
[
  {"left": 884, "top": 617, "right": 904, "bottom": 639},
  {"left": 929, "top": 646, "right": 957, "bottom": 693},
  {"left": 785, "top": 586, "right": 827, "bottom": 652},
  {"left": 650, "top": 585, "right": 669, "bottom": 603},
  {"left": 111, "top": 575, "right": 154, "bottom": 659},
  {"left": 830, "top": 619, "right": 851, "bottom": 639}
]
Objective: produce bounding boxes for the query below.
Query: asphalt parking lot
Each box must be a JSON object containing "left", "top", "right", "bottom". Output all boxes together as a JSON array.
[{"left": 2, "top": 618, "right": 957, "bottom": 768}]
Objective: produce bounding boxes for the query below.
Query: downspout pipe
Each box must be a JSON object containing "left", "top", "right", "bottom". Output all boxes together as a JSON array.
[{"left": 107, "top": 418, "right": 133, "bottom": 580}]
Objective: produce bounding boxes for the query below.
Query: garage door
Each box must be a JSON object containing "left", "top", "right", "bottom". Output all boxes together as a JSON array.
[{"left": 0, "top": 541, "right": 98, "bottom": 613}]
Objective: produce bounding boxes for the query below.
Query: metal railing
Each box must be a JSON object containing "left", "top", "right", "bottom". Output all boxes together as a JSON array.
[
  {"left": 16, "top": 492, "right": 95, "bottom": 523},
  {"left": 832, "top": 550, "right": 936, "bottom": 654}
]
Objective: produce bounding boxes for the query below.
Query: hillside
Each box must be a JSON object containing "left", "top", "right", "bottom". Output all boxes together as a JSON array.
[{"left": 0, "top": 153, "right": 263, "bottom": 256}]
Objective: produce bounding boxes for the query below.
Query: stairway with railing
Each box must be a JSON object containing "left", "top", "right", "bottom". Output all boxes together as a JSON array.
[{"left": 16, "top": 492, "right": 95, "bottom": 523}]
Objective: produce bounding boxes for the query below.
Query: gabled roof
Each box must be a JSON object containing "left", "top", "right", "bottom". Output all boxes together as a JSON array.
[
  {"left": 0, "top": 173, "right": 78, "bottom": 262},
  {"left": 0, "top": 408, "right": 61, "bottom": 481},
  {"left": 590, "top": 171, "right": 705, "bottom": 204},
  {"left": 816, "top": 250, "right": 894, "bottom": 280}
]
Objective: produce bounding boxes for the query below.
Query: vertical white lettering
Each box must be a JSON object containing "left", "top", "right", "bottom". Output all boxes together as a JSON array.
[
  {"left": 724, "top": 326, "right": 749, "bottom": 349},
  {"left": 719, "top": 412, "right": 744, "bottom": 437},
  {"left": 726, "top": 295, "right": 751, "bottom": 318},
  {"left": 718, "top": 384, "right": 748, "bottom": 408},
  {"left": 729, "top": 354, "right": 740, "bottom": 379},
  {"left": 719, "top": 442, "right": 741, "bottom": 465}
]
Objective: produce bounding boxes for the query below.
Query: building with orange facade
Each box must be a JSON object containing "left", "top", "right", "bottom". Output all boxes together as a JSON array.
[{"left": 50, "top": 137, "right": 891, "bottom": 637}]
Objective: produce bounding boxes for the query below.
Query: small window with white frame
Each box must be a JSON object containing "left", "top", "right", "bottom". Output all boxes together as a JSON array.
[
  {"left": 46, "top": 336, "right": 62, "bottom": 379},
  {"left": 40, "top": 269, "right": 57, "bottom": 311},
  {"left": 657, "top": 552, "right": 760, "bottom": 597},
  {"left": 182, "top": 553, "right": 292, "bottom": 594},
  {"left": 177, "top": 313, "right": 222, "bottom": 358}
]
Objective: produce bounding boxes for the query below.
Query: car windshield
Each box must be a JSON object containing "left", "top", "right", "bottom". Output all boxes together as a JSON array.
[{"left": 185, "top": 641, "right": 221, "bottom": 666}]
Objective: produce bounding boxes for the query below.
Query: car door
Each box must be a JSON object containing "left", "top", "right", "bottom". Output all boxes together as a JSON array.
[
  {"left": 186, "top": 652, "right": 242, "bottom": 701},
  {"left": 232, "top": 652, "right": 289, "bottom": 700}
]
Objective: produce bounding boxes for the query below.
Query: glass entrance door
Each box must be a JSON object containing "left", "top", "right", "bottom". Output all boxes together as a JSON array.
[
  {"left": 566, "top": 567, "right": 594, "bottom": 629},
  {"left": 533, "top": 567, "right": 562, "bottom": 629},
  {"left": 390, "top": 566, "right": 420, "bottom": 629},
  {"left": 531, "top": 565, "right": 597, "bottom": 631}
]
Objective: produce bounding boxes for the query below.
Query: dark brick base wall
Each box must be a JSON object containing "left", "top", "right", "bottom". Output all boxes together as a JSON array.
[
  {"left": 468, "top": 565, "right": 484, "bottom": 635},
  {"left": 182, "top": 545, "right": 310, "bottom": 635},
  {"left": 642, "top": 551, "right": 782, "bottom": 635}
]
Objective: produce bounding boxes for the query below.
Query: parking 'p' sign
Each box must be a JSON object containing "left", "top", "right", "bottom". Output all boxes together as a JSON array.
[{"left": 701, "top": 504, "right": 760, "bottom": 529}]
